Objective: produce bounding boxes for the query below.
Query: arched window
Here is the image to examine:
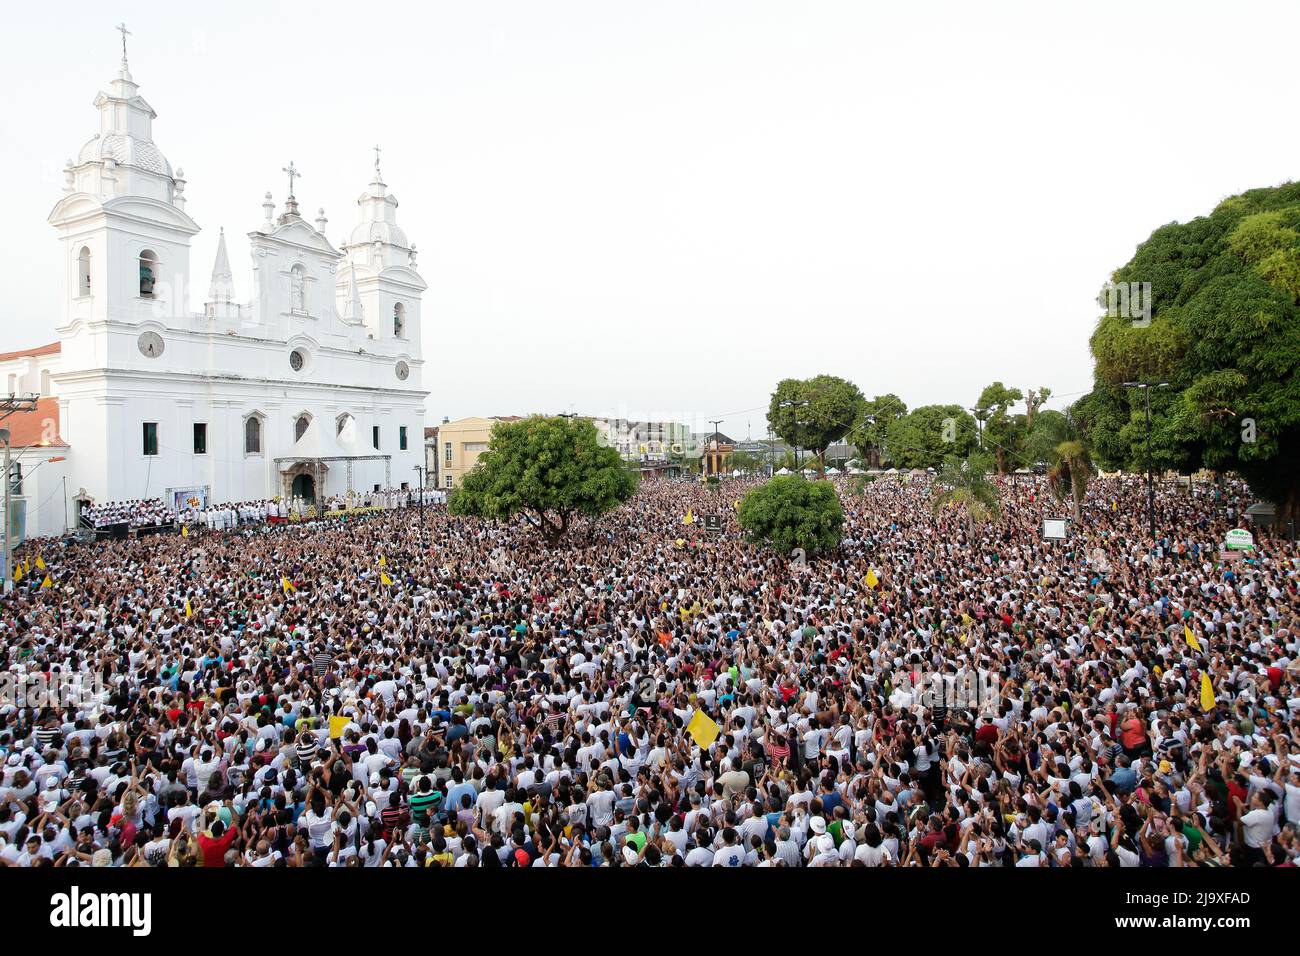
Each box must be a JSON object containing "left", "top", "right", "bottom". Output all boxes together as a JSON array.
[
  {"left": 393, "top": 302, "right": 406, "bottom": 338},
  {"left": 336, "top": 413, "right": 356, "bottom": 443},
  {"left": 77, "top": 246, "right": 92, "bottom": 297},
  {"left": 139, "top": 250, "right": 157, "bottom": 298},
  {"left": 294, "top": 415, "right": 310, "bottom": 441},
  {"left": 244, "top": 415, "right": 263, "bottom": 454},
  {"left": 290, "top": 264, "right": 306, "bottom": 312}
]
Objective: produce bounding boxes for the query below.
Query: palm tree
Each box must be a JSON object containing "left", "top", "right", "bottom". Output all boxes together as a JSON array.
[
  {"left": 1048, "top": 439, "right": 1093, "bottom": 522},
  {"left": 931, "top": 456, "right": 1000, "bottom": 537}
]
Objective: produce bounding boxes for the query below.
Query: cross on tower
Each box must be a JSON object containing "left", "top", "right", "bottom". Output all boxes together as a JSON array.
[
  {"left": 115, "top": 22, "right": 131, "bottom": 59},
  {"left": 282, "top": 161, "right": 301, "bottom": 197},
  {"left": 373, "top": 144, "right": 382, "bottom": 169}
]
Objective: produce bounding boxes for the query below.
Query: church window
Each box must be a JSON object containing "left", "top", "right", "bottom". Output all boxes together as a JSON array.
[
  {"left": 77, "top": 246, "right": 92, "bottom": 297},
  {"left": 290, "top": 264, "right": 306, "bottom": 312},
  {"left": 142, "top": 422, "right": 158, "bottom": 457},
  {"left": 244, "top": 415, "right": 263, "bottom": 455},
  {"left": 289, "top": 349, "right": 306, "bottom": 372},
  {"left": 372, "top": 425, "right": 381, "bottom": 450},
  {"left": 394, "top": 302, "right": 406, "bottom": 338},
  {"left": 139, "top": 250, "right": 157, "bottom": 298},
  {"left": 336, "top": 413, "right": 355, "bottom": 441},
  {"left": 193, "top": 423, "right": 207, "bottom": 455},
  {"left": 295, "top": 415, "right": 310, "bottom": 441},
  {"left": 399, "top": 426, "right": 408, "bottom": 451}
]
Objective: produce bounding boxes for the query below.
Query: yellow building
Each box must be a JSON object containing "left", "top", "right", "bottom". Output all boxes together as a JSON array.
[{"left": 436, "top": 416, "right": 521, "bottom": 488}]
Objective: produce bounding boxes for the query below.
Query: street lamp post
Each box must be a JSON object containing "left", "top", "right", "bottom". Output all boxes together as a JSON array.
[
  {"left": 413, "top": 464, "right": 425, "bottom": 538},
  {"left": 709, "top": 419, "right": 723, "bottom": 478},
  {"left": 778, "top": 399, "right": 809, "bottom": 473},
  {"left": 1122, "top": 381, "right": 1171, "bottom": 545},
  {"left": 1, "top": 428, "right": 10, "bottom": 594}
]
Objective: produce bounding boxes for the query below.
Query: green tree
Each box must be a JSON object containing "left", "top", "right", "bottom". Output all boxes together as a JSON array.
[
  {"left": 1024, "top": 386, "right": 1052, "bottom": 430},
  {"left": 1049, "top": 439, "right": 1094, "bottom": 523},
  {"left": 448, "top": 415, "right": 639, "bottom": 544},
  {"left": 766, "top": 375, "right": 867, "bottom": 471},
  {"left": 727, "top": 450, "right": 763, "bottom": 474},
  {"left": 737, "top": 475, "right": 843, "bottom": 557},
  {"left": 850, "top": 393, "right": 908, "bottom": 468},
  {"left": 974, "top": 382, "right": 1025, "bottom": 474},
  {"left": 886, "top": 405, "right": 977, "bottom": 469},
  {"left": 931, "top": 455, "right": 1001, "bottom": 536},
  {"left": 1083, "top": 180, "right": 1300, "bottom": 519}
]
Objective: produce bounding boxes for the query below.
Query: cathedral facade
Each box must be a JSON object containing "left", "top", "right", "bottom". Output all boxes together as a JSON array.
[{"left": 2, "top": 48, "right": 429, "bottom": 536}]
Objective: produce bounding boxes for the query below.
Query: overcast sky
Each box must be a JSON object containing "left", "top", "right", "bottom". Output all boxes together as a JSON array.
[{"left": 2, "top": 1, "right": 1297, "bottom": 439}]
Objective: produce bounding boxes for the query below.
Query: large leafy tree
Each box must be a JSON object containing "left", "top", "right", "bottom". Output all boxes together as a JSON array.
[
  {"left": 849, "top": 393, "right": 908, "bottom": 468},
  {"left": 1082, "top": 181, "right": 1300, "bottom": 519},
  {"left": 448, "top": 416, "right": 639, "bottom": 544},
  {"left": 766, "top": 375, "right": 867, "bottom": 470},
  {"left": 886, "top": 404, "right": 977, "bottom": 469},
  {"left": 737, "top": 475, "right": 843, "bottom": 557}
]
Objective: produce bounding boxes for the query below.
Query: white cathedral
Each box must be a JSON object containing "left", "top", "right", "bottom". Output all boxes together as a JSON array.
[{"left": 1, "top": 45, "right": 429, "bottom": 537}]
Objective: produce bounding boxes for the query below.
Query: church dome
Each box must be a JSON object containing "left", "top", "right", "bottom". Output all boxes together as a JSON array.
[
  {"left": 348, "top": 216, "right": 409, "bottom": 250},
  {"left": 78, "top": 132, "right": 173, "bottom": 178}
]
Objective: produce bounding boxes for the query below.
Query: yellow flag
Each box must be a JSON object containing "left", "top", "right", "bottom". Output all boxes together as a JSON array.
[
  {"left": 40, "top": 575, "right": 53, "bottom": 589},
  {"left": 22, "top": 558, "right": 30, "bottom": 575},
  {"left": 378, "top": 555, "right": 386, "bottom": 568},
  {"left": 185, "top": 598, "right": 194, "bottom": 619},
  {"left": 281, "top": 576, "right": 296, "bottom": 594},
  {"left": 865, "top": 569, "right": 879, "bottom": 589},
  {"left": 1183, "top": 623, "right": 1202, "bottom": 653},
  {"left": 380, "top": 571, "right": 394, "bottom": 587},
  {"left": 686, "top": 709, "right": 721, "bottom": 750},
  {"left": 683, "top": 509, "right": 695, "bottom": 525},
  {"left": 12, "top": 565, "right": 21, "bottom": 583},
  {"left": 1111, "top": 500, "right": 1117, "bottom": 512},
  {"left": 181, "top": 525, "right": 189, "bottom": 537},
  {"left": 34, "top": 556, "right": 45, "bottom": 570},
  {"left": 1199, "top": 672, "right": 1216, "bottom": 713},
  {"left": 329, "top": 715, "right": 350, "bottom": 739}
]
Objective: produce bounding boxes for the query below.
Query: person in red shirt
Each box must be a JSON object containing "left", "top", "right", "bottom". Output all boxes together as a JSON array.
[{"left": 197, "top": 818, "right": 238, "bottom": 867}]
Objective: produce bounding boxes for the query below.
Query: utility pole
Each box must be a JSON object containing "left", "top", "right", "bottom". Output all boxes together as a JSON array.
[
  {"left": 1122, "top": 381, "right": 1170, "bottom": 545},
  {"left": 413, "top": 464, "right": 425, "bottom": 542}
]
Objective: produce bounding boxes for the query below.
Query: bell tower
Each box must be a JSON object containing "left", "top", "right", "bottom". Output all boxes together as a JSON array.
[
  {"left": 339, "top": 149, "right": 427, "bottom": 352},
  {"left": 48, "top": 27, "right": 199, "bottom": 358}
]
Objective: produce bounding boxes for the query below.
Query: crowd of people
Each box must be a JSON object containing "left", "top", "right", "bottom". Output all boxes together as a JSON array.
[
  {"left": 0, "top": 470, "right": 1296, "bottom": 868},
  {"left": 79, "top": 498, "right": 174, "bottom": 530},
  {"left": 81, "top": 488, "right": 448, "bottom": 533}
]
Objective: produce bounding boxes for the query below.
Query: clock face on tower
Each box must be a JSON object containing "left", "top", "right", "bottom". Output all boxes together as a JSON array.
[
  {"left": 137, "top": 331, "right": 164, "bottom": 358},
  {"left": 395, "top": 360, "right": 410, "bottom": 381}
]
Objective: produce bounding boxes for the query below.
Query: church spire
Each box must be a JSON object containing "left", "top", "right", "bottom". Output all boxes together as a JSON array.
[
  {"left": 208, "top": 227, "right": 234, "bottom": 302},
  {"left": 115, "top": 22, "right": 133, "bottom": 82},
  {"left": 278, "top": 161, "right": 302, "bottom": 224},
  {"left": 344, "top": 266, "right": 363, "bottom": 322}
]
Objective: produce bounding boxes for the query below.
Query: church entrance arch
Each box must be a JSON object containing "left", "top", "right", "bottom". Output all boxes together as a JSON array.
[{"left": 291, "top": 473, "right": 316, "bottom": 502}]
